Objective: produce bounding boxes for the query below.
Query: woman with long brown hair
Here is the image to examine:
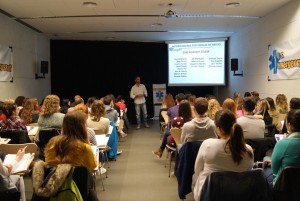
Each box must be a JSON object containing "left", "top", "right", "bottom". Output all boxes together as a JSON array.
[
  {"left": 192, "top": 109, "right": 254, "bottom": 201},
  {"left": 86, "top": 100, "right": 110, "bottom": 134},
  {"left": 45, "top": 110, "right": 97, "bottom": 171},
  {"left": 21, "top": 98, "right": 39, "bottom": 124}
]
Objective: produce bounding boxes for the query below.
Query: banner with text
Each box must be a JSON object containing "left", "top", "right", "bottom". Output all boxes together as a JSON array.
[
  {"left": 268, "top": 37, "right": 300, "bottom": 80},
  {"left": 152, "top": 84, "right": 166, "bottom": 104},
  {"left": 0, "top": 44, "right": 13, "bottom": 82}
]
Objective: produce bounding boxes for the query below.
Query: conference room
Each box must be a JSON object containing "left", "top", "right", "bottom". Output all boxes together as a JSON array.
[{"left": 0, "top": 0, "right": 300, "bottom": 200}]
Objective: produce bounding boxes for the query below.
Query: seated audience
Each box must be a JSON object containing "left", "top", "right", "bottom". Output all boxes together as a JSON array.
[
  {"left": 237, "top": 97, "right": 265, "bottom": 139},
  {"left": 222, "top": 98, "right": 237, "bottom": 118},
  {"left": 38, "top": 95, "right": 65, "bottom": 129},
  {"left": 73, "top": 104, "right": 97, "bottom": 146},
  {"left": 281, "top": 97, "right": 300, "bottom": 133},
  {"left": 14, "top": 96, "right": 25, "bottom": 116},
  {"left": 251, "top": 91, "right": 260, "bottom": 102},
  {"left": 275, "top": 94, "right": 288, "bottom": 114},
  {"left": 254, "top": 99, "right": 273, "bottom": 126},
  {"left": 45, "top": 111, "right": 97, "bottom": 171},
  {"left": 181, "top": 97, "right": 217, "bottom": 143},
  {"left": 244, "top": 91, "right": 251, "bottom": 97},
  {"left": 60, "top": 98, "right": 70, "bottom": 114},
  {"left": 266, "top": 97, "right": 279, "bottom": 129},
  {"left": 67, "top": 96, "right": 84, "bottom": 113},
  {"left": 103, "top": 95, "right": 118, "bottom": 123},
  {"left": 86, "top": 97, "right": 96, "bottom": 113},
  {"left": 0, "top": 101, "right": 6, "bottom": 121},
  {"left": 0, "top": 100, "right": 28, "bottom": 133},
  {"left": 192, "top": 109, "right": 254, "bottom": 201},
  {"left": 153, "top": 100, "right": 192, "bottom": 157},
  {"left": 0, "top": 148, "right": 26, "bottom": 201},
  {"left": 207, "top": 99, "right": 221, "bottom": 120},
  {"left": 20, "top": 98, "right": 39, "bottom": 124},
  {"left": 235, "top": 96, "right": 244, "bottom": 117},
  {"left": 159, "top": 93, "right": 175, "bottom": 124},
  {"left": 264, "top": 109, "right": 300, "bottom": 185},
  {"left": 86, "top": 100, "right": 110, "bottom": 134}
]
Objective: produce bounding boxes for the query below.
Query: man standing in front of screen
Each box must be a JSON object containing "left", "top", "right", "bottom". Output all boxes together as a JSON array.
[{"left": 130, "top": 76, "right": 150, "bottom": 129}]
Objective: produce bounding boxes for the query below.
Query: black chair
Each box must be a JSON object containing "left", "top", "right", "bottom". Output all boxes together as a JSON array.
[
  {"left": 200, "top": 169, "right": 272, "bottom": 201},
  {"left": 273, "top": 166, "right": 300, "bottom": 201},
  {"left": 0, "top": 129, "right": 29, "bottom": 144},
  {"left": 35, "top": 128, "right": 60, "bottom": 160},
  {"left": 245, "top": 137, "right": 276, "bottom": 162},
  {"left": 175, "top": 141, "right": 203, "bottom": 200}
]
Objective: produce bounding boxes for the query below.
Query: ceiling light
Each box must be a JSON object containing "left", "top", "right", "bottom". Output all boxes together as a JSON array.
[
  {"left": 225, "top": 2, "right": 241, "bottom": 7},
  {"left": 82, "top": 2, "right": 97, "bottom": 8}
]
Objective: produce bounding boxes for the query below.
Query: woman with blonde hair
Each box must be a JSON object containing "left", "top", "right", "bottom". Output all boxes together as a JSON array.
[
  {"left": 38, "top": 95, "right": 65, "bottom": 128},
  {"left": 87, "top": 100, "right": 110, "bottom": 133},
  {"left": 192, "top": 110, "right": 254, "bottom": 201},
  {"left": 45, "top": 111, "right": 97, "bottom": 170},
  {"left": 207, "top": 99, "right": 221, "bottom": 120},
  {"left": 222, "top": 98, "right": 237, "bottom": 118},
  {"left": 276, "top": 94, "right": 288, "bottom": 114},
  {"left": 21, "top": 98, "right": 39, "bottom": 124}
]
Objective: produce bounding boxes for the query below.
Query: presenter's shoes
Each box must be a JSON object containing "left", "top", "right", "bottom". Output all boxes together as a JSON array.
[
  {"left": 117, "top": 150, "right": 123, "bottom": 155},
  {"left": 136, "top": 125, "right": 141, "bottom": 129},
  {"left": 145, "top": 123, "right": 150, "bottom": 128},
  {"left": 152, "top": 148, "right": 163, "bottom": 158}
]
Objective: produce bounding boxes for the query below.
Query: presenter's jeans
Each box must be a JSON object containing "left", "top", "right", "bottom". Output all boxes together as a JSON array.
[{"left": 135, "top": 103, "right": 147, "bottom": 125}]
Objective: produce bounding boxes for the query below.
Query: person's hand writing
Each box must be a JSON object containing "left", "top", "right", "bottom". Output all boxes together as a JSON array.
[{"left": 15, "top": 148, "right": 25, "bottom": 162}]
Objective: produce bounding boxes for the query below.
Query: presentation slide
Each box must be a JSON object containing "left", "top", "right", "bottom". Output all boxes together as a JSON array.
[{"left": 168, "top": 41, "right": 225, "bottom": 86}]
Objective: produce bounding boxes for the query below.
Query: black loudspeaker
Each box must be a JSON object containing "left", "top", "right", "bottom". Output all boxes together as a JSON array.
[
  {"left": 41, "top": 61, "right": 48, "bottom": 74},
  {"left": 231, "top": 58, "right": 238, "bottom": 71}
]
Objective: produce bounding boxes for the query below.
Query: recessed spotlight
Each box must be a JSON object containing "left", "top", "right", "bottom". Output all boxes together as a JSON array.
[
  {"left": 225, "top": 2, "right": 241, "bottom": 7},
  {"left": 151, "top": 23, "right": 163, "bottom": 27},
  {"left": 82, "top": 2, "right": 97, "bottom": 8}
]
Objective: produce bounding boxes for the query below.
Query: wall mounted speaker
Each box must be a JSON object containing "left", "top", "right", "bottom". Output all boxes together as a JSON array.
[
  {"left": 41, "top": 61, "right": 48, "bottom": 74},
  {"left": 231, "top": 58, "right": 238, "bottom": 71}
]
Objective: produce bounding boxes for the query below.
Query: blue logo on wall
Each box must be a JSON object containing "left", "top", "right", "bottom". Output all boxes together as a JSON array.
[
  {"left": 269, "top": 47, "right": 284, "bottom": 74},
  {"left": 156, "top": 91, "right": 164, "bottom": 101}
]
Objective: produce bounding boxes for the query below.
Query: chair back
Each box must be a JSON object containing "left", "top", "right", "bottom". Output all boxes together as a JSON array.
[
  {"left": 161, "top": 111, "right": 169, "bottom": 124},
  {"left": 200, "top": 169, "right": 271, "bottom": 201},
  {"left": 273, "top": 166, "right": 300, "bottom": 201},
  {"left": 36, "top": 128, "right": 60, "bottom": 160},
  {"left": 0, "top": 143, "right": 38, "bottom": 155},
  {"left": 117, "top": 119, "right": 124, "bottom": 133},
  {"left": 170, "top": 128, "right": 182, "bottom": 145},
  {"left": 0, "top": 129, "right": 29, "bottom": 144},
  {"left": 245, "top": 137, "right": 276, "bottom": 161},
  {"left": 31, "top": 164, "right": 96, "bottom": 201}
]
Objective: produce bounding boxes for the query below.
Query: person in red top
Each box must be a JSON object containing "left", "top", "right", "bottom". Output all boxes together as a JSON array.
[
  {"left": 0, "top": 101, "right": 6, "bottom": 121},
  {"left": 0, "top": 100, "right": 28, "bottom": 132},
  {"left": 115, "top": 95, "right": 126, "bottom": 111}
]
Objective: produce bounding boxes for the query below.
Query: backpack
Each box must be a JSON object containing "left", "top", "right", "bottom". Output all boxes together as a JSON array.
[{"left": 50, "top": 167, "right": 83, "bottom": 201}]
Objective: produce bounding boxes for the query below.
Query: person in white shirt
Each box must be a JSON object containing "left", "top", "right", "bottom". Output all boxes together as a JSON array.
[
  {"left": 0, "top": 148, "right": 26, "bottom": 200},
  {"left": 192, "top": 109, "right": 254, "bottom": 201},
  {"left": 130, "top": 76, "right": 150, "bottom": 129}
]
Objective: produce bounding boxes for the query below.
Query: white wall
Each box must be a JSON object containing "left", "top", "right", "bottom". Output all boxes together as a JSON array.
[
  {"left": 0, "top": 13, "right": 50, "bottom": 103},
  {"left": 218, "top": 0, "right": 300, "bottom": 103}
]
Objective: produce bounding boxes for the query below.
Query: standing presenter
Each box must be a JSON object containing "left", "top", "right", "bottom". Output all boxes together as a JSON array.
[{"left": 130, "top": 76, "right": 150, "bottom": 129}]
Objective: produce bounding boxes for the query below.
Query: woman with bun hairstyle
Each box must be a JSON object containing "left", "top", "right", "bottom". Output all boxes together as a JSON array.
[{"left": 192, "top": 109, "right": 254, "bottom": 201}]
